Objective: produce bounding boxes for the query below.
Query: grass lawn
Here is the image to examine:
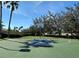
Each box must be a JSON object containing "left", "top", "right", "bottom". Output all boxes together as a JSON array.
[{"left": 0, "top": 36, "right": 79, "bottom": 58}]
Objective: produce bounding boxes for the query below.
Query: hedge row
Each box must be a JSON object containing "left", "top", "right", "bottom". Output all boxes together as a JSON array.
[
  {"left": 0, "top": 31, "right": 23, "bottom": 38},
  {"left": 44, "top": 35, "right": 79, "bottom": 39}
]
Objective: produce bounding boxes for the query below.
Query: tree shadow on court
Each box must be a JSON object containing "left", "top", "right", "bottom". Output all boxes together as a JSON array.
[
  {"left": 0, "top": 38, "right": 31, "bottom": 52},
  {"left": 0, "top": 45, "right": 30, "bottom": 52}
]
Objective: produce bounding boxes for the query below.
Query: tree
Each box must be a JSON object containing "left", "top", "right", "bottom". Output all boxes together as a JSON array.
[
  {"left": 14, "top": 26, "right": 23, "bottom": 32},
  {"left": 0, "top": 1, "right": 2, "bottom": 38},
  {"left": 33, "top": 17, "right": 44, "bottom": 36},
  {"left": 64, "top": 5, "right": 78, "bottom": 36},
  {"left": 4, "top": 1, "right": 19, "bottom": 37},
  {"left": 13, "top": 26, "right": 18, "bottom": 31}
]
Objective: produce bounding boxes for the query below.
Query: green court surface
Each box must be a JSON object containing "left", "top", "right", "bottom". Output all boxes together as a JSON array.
[{"left": 0, "top": 36, "right": 79, "bottom": 58}]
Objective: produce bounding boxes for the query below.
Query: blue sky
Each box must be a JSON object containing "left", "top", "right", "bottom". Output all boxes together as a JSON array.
[{"left": 2, "top": 1, "right": 78, "bottom": 29}]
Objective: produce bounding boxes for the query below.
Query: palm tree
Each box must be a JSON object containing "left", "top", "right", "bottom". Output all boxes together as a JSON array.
[
  {"left": 0, "top": 1, "right": 2, "bottom": 38},
  {"left": 4, "top": 1, "right": 19, "bottom": 37}
]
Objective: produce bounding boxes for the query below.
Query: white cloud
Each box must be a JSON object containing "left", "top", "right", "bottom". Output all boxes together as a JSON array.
[
  {"left": 14, "top": 9, "right": 28, "bottom": 17},
  {"left": 3, "top": 1, "right": 44, "bottom": 18},
  {"left": 32, "top": 1, "right": 43, "bottom": 14},
  {"left": 34, "top": 1, "right": 43, "bottom": 7},
  {"left": 3, "top": 4, "right": 29, "bottom": 18}
]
